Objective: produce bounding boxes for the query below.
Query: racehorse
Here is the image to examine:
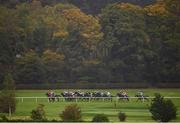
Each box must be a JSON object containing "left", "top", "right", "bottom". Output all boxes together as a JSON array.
[
  {"left": 46, "top": 92, "right": 61, "bottom": 102},
  {"left": 46, "top": 92, "right": 55, "bottom": 102},
  {"left": 135, "top": 94, "right": 149, "bottom": 102},
  {"left": 60, "top": 91, "right": 114, "bottom": 102},
  {"left": 102, "top": 92, "right": 113, "bottom": 102},
  {"left": 117, "top": 92, "right": 129, "bottom": 101},
  {"left": 61, "top": 91, "right": 76, "bottom": 101}
]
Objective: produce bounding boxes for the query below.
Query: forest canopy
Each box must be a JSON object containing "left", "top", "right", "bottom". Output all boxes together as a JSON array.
[{"left": 0, "top": 0, "right": 179, "bottom": 85}]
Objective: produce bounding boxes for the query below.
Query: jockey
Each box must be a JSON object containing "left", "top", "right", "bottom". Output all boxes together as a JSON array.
[
  {"left": 107, "top": 91, "right": 111, "bottom": 96},
  {"left": 138, "top": 90, "right": 144, "bottom": 97},
  {"left": 47, "top": 90, "right": 51, "bottom": 97},
  {"left": 64, "top": 90, "right": 68, "bottom": 94},
  {"left": 50, "top": 90, "right": 54, "bottom": 97},
  {"left": 122, "top": 91, "right": 128, "bottom": 97},
  {"left": 119, "top": 90, "right": 123, "bottom": 94}
]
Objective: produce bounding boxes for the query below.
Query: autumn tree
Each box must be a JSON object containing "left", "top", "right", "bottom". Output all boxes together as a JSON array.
[
  {"left": 51, "top": 4, "right": 103, "bottom": 82},
  {"left": 42, "top": 50, "right": 65, "bottom": 83},
  {"left": 144, "top": 0, "right": 180, "bottom": 82}
]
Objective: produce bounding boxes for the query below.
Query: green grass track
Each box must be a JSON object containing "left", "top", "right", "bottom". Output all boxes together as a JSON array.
[{"left": 8, "top": 89, "right": 180, "bottom": 121}]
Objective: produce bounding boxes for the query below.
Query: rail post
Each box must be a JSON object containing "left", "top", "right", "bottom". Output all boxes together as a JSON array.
[
  {"left": 21, "top": 97, "right": 23, "bottom": 103},
  {"left": 47, "top": 98, "right": 49, "bottom": 102},
  {"left": 76, "top": 98, "right": 77, "bottom": 102}
]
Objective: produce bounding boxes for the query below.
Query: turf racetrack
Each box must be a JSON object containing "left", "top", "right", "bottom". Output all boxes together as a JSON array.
[{"left": 11, "top": 89, "right": 180, "bottom": 121}]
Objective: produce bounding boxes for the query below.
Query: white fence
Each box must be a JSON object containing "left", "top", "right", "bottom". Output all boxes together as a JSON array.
[{"left": 15, "top": 96, "right": 180, "bottom": 103}]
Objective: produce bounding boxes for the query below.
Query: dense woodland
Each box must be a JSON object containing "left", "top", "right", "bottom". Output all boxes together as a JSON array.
[
  {"left": 0, "top": 0, "right": 156, "bottom": 15},
  {"left": 0, "top": 0, "right": 179, "bottom": 85}
]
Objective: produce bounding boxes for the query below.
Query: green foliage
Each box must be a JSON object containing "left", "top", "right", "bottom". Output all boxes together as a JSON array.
[
  {"left": 100, "top": 3, "right": 150, "bottom": 82},
  {"left": 31, "top": 104, "right": 46, "bottom": 121},
  {"left": 15, "top": 51, "right": 46, "bottom": 84},
  {"left": 0, "top": 0, "right": 155, "bottom": 15},
  {"left": 60, "top": 104, "right": 82, "bottom": 122},
  {"left": 92, "top": 114, "right": 109, "bottom": 122},
  {"left": 0, "top": 6, "right": 23, "bottom": 67},
  {"left": 0, "top": 73, "right": 16, "bottom": 113},
  {"left": 118, "top": 112, "right": 126, "bottom": 122},
  {"left": 0, "top": 92, "right": 16, "bottom": 113},
  {"left": 0, "top": 114, "right": 8, "bottom": 122},
  {"left": 149, "top": 93, "right": 177, "bottom": 122},
  {"left": 144, "top": 0, "right": 180, "bottom": 82},
  {"left": 0, "top": 0, "right": 179, "bottom": 84},
  {"left": 42, "top": 50, "right": 66, "bottom": 83},
  {"left": 2, "top": 73, "right": 15, "bottom": 91},
  {"left": 164, "top": 0, "right": 180, "bottom": 16}
]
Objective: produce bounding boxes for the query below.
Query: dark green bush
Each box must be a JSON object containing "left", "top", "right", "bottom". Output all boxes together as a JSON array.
[
  {"left": 31, "top": 104, "right": 46, "bottom": 121},
  {"left": 92, "top": 114, "right": 109, "bottom": 122},
  {"left": 149, "top": 93, "right": 177, "bottom": 122},
  {"left": 60, "top": 104, "right": 82, "bottom": 122},
  {"left": 118, "top": 112, "right": 126, "bottom": 122},
  {"left": 0, "top": 114, "right": 8, "bottom": 121}
]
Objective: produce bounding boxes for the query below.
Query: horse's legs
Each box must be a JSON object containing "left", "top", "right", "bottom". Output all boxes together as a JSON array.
[
  {"left": 142, "top": 96, "right": 145, "bottom": 102},
  {"left": 57, "top": 97, "right": 60, "bottom": 102},
  {"left": 136, "top": 98, "right": 140, "bottom": 102},
  {"left": 145, "top": 97, "right": 149, "bottom": 101}
]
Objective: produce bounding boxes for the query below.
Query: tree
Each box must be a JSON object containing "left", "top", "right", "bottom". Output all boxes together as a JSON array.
[
  {"left": 164, "top": 0, "right": 180, "bottom": 16},
  {"left": 42, "top": 50, "right": 65, "bottom": 83},
  {"left": 54, "top": 3, "right": 103, "bottom": 59},
  {"left": 0, "top": 6, "right": 23, "bottom": 84},
  {"left": 149, "top": 93, "right": 177, "bottom": 122},
  {"left": 100, "top": 3, "right": 150, "bottom": 82},
  {"left": 14, "top": 51, "right": 45, "bottom": 84},
  {"left": 0, "top": 0, "right": 156, "bottom": 15},
  {"left": 52, "top": 4, "right": 103, "bottom": 82},
  {"left": 0, "top": 73, "right": 16, "bottom": 115},
  {"left": 144, "top": 0, "right": 180, "bottom": 82}
]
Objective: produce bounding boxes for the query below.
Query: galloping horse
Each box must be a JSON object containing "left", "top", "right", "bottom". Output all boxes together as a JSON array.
[
  {"left": 135, "top": 94, "right": 149, "bottom": 102},
  {"left": 61, "top": 91, "right": 76, "bottom": 101},
  {"left": 117, "top": 92, "right": 129, "bottom": 101},
  {"left": 46, "top": 92, "right": 55, "bottom": 102},
  {"left": 46, "top": 91, "right": 61, "bottom": 102}
]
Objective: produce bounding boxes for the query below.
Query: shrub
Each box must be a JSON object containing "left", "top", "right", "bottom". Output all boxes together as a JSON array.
[
  {"left": 149, "top": 93, "right": 177, "bottom": 122},
  {"left": 0, "top": 114, "right": 8, "bottom": 121},
  {"left": 60, "top": 104, "right": 82, "bottom": 122},
  {"left": 92, "top": 114, "right": 109, "bottom": 122},
  {"left": 31, "top": 104, "right": 46, "bottom": 121},
  {"left": 118, "top": 112, "right": 126, "bottom": 122}
]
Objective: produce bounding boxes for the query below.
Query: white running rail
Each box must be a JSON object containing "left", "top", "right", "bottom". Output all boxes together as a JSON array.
[{"left": 15, "top": 96, "right": 180, "bottom": 103}]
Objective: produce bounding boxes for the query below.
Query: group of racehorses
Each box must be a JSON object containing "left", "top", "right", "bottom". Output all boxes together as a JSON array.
[{"left": 46, "top": 90, "right": 149, "bottom": 102}]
